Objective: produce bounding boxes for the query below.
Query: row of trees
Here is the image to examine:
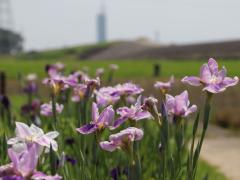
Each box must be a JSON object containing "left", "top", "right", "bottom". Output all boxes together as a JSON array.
[{"left": 0, "top": 28, "right": 23, "bottom": 54}]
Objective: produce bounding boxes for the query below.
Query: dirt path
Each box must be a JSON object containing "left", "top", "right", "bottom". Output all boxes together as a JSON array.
[{"left": 201, "top": 125, "right": 240, "bottom": 180}]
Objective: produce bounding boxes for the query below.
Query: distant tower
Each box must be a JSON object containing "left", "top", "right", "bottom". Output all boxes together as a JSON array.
[
  {"left": 97, "top": 3, "right": 107, "bottom": 43},
  {"left": 0, "top": 0, "right": 13, "bottom": 30}
]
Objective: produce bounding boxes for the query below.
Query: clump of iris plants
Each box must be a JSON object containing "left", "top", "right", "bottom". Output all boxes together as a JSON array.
[{"left": 0, "top": 59, "right": 238, "bottom": 179}]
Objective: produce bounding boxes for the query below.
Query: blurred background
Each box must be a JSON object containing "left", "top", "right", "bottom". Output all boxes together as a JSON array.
[{"left": 0, "top": 0, "right": 240, "bottom": 179}]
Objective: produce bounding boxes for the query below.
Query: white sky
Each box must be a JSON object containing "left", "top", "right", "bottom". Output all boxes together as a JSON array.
[{"left": 10, "top": 0, "right": 240, "bottom": 50}]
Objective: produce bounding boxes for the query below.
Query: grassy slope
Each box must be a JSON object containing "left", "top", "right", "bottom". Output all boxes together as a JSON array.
[{"left": 0, "top": 57, "right": 240, "bottom": 80}]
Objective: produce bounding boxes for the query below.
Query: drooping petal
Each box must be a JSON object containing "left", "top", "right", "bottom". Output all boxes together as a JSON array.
[
  {"left": 203, "top": 84, "right": 226, "bottom": 93},
  {"left": 110, "top": 127, "right": 144, "bottom": 142},
  {"left": 7, "top": 137, "right": 22, "bottom": 145},
  {"left": 127, "top": 127, "right": 144, "bottom": 141},
  {"left": 99, "top": 141, "right": 118, "bottom": 152},
  {"left": 76, "top": 124, "right": 98, "bottom": 134},
  {"left": 222, "top": 76, "right": 239, "bottom": 87},
  {"left": 134, "top": 111, "right": 152, "bottom": 121},
  {"left": 110, "top": 117, "right": 128, "bottom": 130},
  {"left": 181, "top": 76, "right": 201, "bottom": 86}
]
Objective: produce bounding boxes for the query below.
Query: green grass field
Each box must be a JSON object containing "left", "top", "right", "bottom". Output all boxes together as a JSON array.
[{"left": 0, "top": 56, "right": 240, "bottom": 80}]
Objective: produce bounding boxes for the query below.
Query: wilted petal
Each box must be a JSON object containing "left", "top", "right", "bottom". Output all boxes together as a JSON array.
[
  {"left": 99, "top": 141, "right": 118, "bottom": 152},
  {"left": 76, "top": 124, "right": 98, "bottom": 134},
  {"left": 182, "top": 76, "right": 201, "bottom": 86}
]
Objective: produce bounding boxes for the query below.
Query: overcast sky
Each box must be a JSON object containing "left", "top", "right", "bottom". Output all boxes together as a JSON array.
[{"left": 9, "top": 0, "right": 240, "bottom": 50}]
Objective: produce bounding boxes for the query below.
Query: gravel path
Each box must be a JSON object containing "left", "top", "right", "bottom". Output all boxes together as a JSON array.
[{"left": 201, "top": 125, "right": 240, "bottom": 180}]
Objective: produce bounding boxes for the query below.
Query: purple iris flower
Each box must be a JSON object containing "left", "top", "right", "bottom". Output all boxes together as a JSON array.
[
  {"left": 154, "top": 76, "right": 174, "bottom": 93},
  {"left": 110, "top": 96, "right": 151, "bottom": 130},
  {"left": 109, "top": 64, "right": 119, "bottom": 71},
  {"left": 96, "top": 68, "right": 105, "bottom": 77},
  {"left": 7, "top": 122, "right": 59, "bottom": 151},
  {"left": 76, "top": 103, "right": 114, "bottom": 134},
  {"left": 65, "top": 155, "right": 77, "bottom": 165},
  {"left": 71, "top": 70, "right": 89, "bottom": 82},
  {"left": 45, "top": 62, "right": 65, "bottom": 77},
  {"left": 100, "top": 127, "right": 144, "bottom": 152},
  {"left": 21, "top": 99, "right": 41, "bottom": 120},
  {"left": 40, "top": 101, "right": 64, "bottom": 117},
  {"left": 43, "top": 75, "right": 69, "bottom": 95},
  {"left": 23, "top": 82, "right": 38, "bottom": 94},
  {"left": 0, "top": 143, "right": 39, "bottom": 178},
  {"left": 182, "top": 58, "right": 239, "bottom": 93},
  {"left": 95, "top": 87, "right": 120, "bottom": 108},
  {"left": 113, "top": 83, "right": 144, "bottom": 96},
  {"left": 64, "top": 74, "right": 79, "bottom": 87},
  {"left": 31, "top": 172, "right": 62, "bottom": 180},
  {"left": 165, "top": 90, "right": 197, "bottom": 119},
  {"left": 23, "top": 74, "right": 38, "bottom": 94},
  {"left": 85, "top": 77, "right": 100, "bottom": 88},
  {"left": 71, "top": 84, "right": 87, "bottom": 102}
]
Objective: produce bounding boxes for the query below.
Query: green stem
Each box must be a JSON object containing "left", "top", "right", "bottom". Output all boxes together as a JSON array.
[
  {"left": 51, "top": 94, "right": 57, "bottom": 128},
  {"left": 192, "top": 93, "right": 212, "bottom": 179}
]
